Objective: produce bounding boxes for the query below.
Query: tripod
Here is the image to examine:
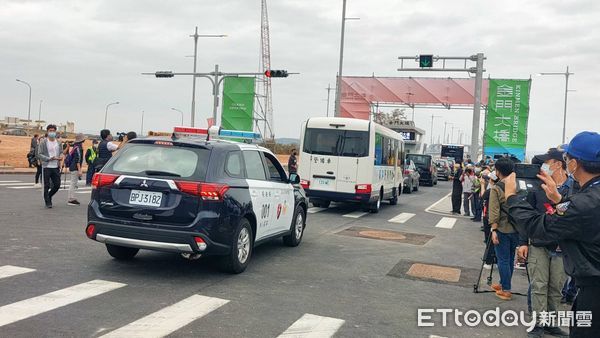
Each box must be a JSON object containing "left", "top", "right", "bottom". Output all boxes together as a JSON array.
[{"left": 473, "top": 231, "right": 529, "bottom": 296}]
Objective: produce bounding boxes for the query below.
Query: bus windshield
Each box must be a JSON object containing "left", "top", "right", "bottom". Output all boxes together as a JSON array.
[{"left": 303, "top": 128, "right": 369, "bottom": 157}]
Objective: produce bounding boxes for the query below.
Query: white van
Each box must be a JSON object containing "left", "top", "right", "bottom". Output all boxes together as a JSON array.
[{"left": 297, "top": 117, "right": 405, "bottom": 213}]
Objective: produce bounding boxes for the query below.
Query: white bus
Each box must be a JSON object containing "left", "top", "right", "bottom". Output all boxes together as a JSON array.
[{"left": 297, "top": 117, "right": 405, "bottom": 213}]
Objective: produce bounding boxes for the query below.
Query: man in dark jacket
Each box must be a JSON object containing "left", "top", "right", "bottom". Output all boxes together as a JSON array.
[
  {"left": 85, "top": 140, "right": 98, "bottom": 185},
  {"left": 94, "top": 129, "right": 118, "bottom": 172},
  {"left": 288, "top": 148, "right": 298, "bottom": 174},
  {"left": 506, "top": 131, "right": 600, "bottom": 338},
  {"left": 450, "top": 161, "right": 463, "bottom": 214},
  {"left": 518, "top": 148, "right": 575, "bottom": 337}
]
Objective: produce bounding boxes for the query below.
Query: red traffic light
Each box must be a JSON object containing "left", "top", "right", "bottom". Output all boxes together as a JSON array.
[{"left": 264, "top": 70, "right": 288, "bottom": 78}]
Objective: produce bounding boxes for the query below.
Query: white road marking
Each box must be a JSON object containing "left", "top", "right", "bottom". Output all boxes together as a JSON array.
[
  {"left": 342, "top": 211, "right": 368, "bottom": 218},
  {"left": 424, "top": 192, "right": 452, "bottom": 213},
  {"left": 278, "top": 313, "right": 345, "bottom": 338},
  {"left": 0, "top": 180, "right": 22, "bottom": 183},
  {"left": 0, "top": 182, "right": 35, "bottom": 186},
  {"left": 435, "top": 217, "right": 457, "bottom": 229},
  {"left": 0, "top": 265, "right": 36, "bottom": 280},
  {"left": 100, "top": 294, "right": 229, "bottom": 338},
  {"left": 388, "top": 212, "right": 415, "bottom": 224},
  {"left": 429, "top": 335, "right": 448, "bottom": 338},
  {"left": 0, "top": 280, "right": 126, "bottom": 327},
  {"left": 307, "top": 207, "right": 328, "bottom": 214},
  {"left": 8, "top": 182, "right": 86, "bottom": 189}
]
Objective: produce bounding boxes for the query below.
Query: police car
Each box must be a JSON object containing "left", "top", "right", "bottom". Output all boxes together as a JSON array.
[{"left": 85, "top": 126, "right": 308, "bottom": 273}]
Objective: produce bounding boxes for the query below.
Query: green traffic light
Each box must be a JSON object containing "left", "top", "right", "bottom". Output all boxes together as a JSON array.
[{"left": 419, "top": 55, "right": 433, "bottom": 68}]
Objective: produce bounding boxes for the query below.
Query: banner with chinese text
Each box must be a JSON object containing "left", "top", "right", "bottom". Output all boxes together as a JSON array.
[
  {"left": 221, "top": 77, "right": 255, "bottom": 132},
  {"left": 484, "top": 79, "right": 531, "bottom": 161}
]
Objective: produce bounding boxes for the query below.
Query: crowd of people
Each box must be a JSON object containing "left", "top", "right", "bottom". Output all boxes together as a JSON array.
[
  {"left": 28, "top": 125, "right": 136, "bottom": 208},
  {"left": 449, "top": 131, "right": 600, "bottom": 338}
]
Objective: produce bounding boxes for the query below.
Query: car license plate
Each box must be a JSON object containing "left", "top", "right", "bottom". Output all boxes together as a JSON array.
[
  {"left": 316, "top": 178, "right": 331, "bottom": 186},
  {"left": 129, "top": 190, "right": 163, "bottom": 207}
]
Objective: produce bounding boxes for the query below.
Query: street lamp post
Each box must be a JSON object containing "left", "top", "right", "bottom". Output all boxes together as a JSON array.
[
  {"left": 171, "top": 108, "right": 184, "bottom": 125},
  {"left": 38, "top": 100, "right": 43, "bottom": 128},
  {"left": 538, "top": 66, "right": 574, "bottom": 144},
  {"left": 16, "top": 79, "right": 32, "bottom": 121},
  {"left": 430, "top": 115, "right": 442, "bottom": 145},
  {"left": 189, "top": 27, "right": 227, "bottom": 127},
  {"left": 333, "top": 0, "right": 359, "bottom": 117},
  {"left": 141, "top": 110, "right": 145, "bottom": 136},
  {"left": 104, "top": 101, "right": 120, "bottom": 129}
]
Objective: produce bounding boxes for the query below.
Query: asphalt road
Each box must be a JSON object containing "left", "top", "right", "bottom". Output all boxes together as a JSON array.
[{"left": 0, "top": 175, "right": 536, "bottom": 337}]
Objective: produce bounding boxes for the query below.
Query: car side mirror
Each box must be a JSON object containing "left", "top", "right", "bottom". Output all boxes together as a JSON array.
[{"left": 289, "top": 173, "right": 300, "bottom": 184}]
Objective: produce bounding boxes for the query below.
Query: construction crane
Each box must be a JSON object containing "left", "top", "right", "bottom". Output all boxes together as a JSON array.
[{"left": 255, "top": 0, "right": 275, "bottom": 140}]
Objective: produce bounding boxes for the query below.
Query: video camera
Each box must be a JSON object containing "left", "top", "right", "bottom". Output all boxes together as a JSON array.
[
  {"left": 514, "top": 163, "right": 542, "bottom": 193},
  {"left": 116, "top": 132, "right": 127, "bottom": 142}
]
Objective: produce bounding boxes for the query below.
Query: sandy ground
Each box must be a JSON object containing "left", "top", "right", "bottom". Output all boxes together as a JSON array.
[
  {"left": 1, "top": 135, "right": 291, "bottom": 170},
  {"left": 0, "top": 135, "right": 94, "bottom": 168}
]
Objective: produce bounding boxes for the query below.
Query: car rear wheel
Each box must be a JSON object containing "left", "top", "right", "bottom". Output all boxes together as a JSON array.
[
  {"left": 389, "top": 187, "right": 398, "bottom": 205},
  {"left": 283, "top": 206, "right": 305, "bottom": 247},
  {"left": 220, "top": 218, "right": 253, "bottom": 274},
  {"left": 106, "top": 244, "right": 139, "bottom": 260}
]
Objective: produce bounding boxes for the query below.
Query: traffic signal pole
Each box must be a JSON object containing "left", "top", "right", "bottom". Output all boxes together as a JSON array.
[
  {"left": 397, "top": 53, "right": 486, "bottom": 161},
  {"left": 144, "top": 67, "right": 292, "bottom": 127}
]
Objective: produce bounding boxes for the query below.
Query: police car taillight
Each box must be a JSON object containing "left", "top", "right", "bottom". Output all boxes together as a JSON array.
[
  {"left": 300, "top": 179, "right": 310, "bottom": 189},
  {"left": 85, "top": 224, "right": 96, "bottom": 239},
  {"left": 175, "top": 181, "right": 230, "bottom": 201},
  {"left": 92, "top": 173, "right": 119, "bottom": 189},
  {"left": 194, "top": 237, "right": 207, "bottom": 251},
  {"left": 355, "top": 184, "right": 372, "bottom": 194}
]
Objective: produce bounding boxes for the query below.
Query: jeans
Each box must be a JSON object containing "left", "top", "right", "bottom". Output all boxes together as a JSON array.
[
  {"left": 463, "top": 192, "right": 472, "bottom": 215},
  {"left": 494, "top": 231, "right": 519, "bottom": 291},
  {"left": 43, "top": 167, "right": 61, "bottom": 204},
  {"left": 472, "top": 193, "right": 482, "bottom": 221},
  {"left": 35, "top": 165, "right": 42, "bottom": 184},
  {"left": 86, "top": 163, "right": 95, "bottom": 185},
  {"left": 562, "top": 276, "right": 578, "bottom": 300}
]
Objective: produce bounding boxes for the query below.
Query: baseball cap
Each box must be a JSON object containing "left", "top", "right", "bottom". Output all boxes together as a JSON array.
[
  {"left": 562, "top": 131, "right": 600, "bottom": 162},
  {"left": 533, "top": 148, "right": 565, "bottom": 164}
]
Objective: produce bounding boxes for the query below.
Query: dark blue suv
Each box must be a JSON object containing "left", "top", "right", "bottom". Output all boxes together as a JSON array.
[{"left": 86, "top": 136, "right": 308, "bottom": 273}]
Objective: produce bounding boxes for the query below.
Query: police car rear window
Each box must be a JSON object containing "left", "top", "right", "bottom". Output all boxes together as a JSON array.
[{"left": 105, "top": 144, "right": 210, "bottom": 179}]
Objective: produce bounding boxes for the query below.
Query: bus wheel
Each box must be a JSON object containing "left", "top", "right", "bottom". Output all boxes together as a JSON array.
[{"left": 369, "top": 190, "right": 382, "bottom": 213}]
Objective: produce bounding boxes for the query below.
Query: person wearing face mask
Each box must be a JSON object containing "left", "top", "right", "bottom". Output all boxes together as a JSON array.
[
  {"left": 505, "top": 131, "right": 600, "bottom": 338},
  {"left": 85, "top": 140, "right": 98, "bottom": 186},
  {"left": 36, "top": 124, "right": 64, "bottom": 208},
  {"left": 516, "top": 148, "right": 575, "bottom": 338}
]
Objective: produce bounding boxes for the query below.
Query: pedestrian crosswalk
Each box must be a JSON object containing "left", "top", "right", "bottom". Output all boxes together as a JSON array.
[
  {"left": 0, "top": 265, "right": 347, "bottom": 337},
  {"left": 388, "top": 212, "right": 415, "bottom": 224},
  {"left": 0, "top": 179, "right": 89, "bottom": 191}
]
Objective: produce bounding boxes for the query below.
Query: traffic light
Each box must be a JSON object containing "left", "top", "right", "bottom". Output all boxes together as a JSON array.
[
  {"left": 264, "top": 70, "right": 288, "bottom": 78},
  {"left": 155, "top": 71, "right": 174, "bottom": 78},
  {"left": 419, "top": 55, "right": 433, "bottom": 68}
]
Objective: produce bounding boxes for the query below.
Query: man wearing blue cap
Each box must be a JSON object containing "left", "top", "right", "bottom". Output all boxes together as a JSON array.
[{"left": 504, "top": 131, "right": 600, "bottom": 338}]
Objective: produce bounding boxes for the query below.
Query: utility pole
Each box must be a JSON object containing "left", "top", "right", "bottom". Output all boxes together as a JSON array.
[
  {"left": 470, "top": 53, "right": 485, "bottom": 161},
  {"left": 171, "top": 108, "right": 184, "bottom": 125},
  {"left": 104, "top": 101, "right": 120, "bottom": 129},
  {"left": 16, "top": 79, "right": 32, "bottom": 121},
  {"left": 334, "top": 0, "right": 347, "bottom": 118},
  {"left": 430, "top": 115, "right": 442, "bottom": 145},
  {"left": 326, "top": 84, "right": 334, "bottom": 117},
  {"left": 189, "top": 27, "right": 227, "bottom": 127},
  {"left": 538, "top": 66, "right": 574, "bottom": 144},
  {"left": 212, "top": 64, "right": 219, "bottom": 123},
  {"left": 140, "top": 110, "right": 145, "bottom": 136}
]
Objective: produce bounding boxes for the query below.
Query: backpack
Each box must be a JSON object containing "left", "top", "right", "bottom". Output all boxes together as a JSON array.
[{"left": 64, "top": 145, "right": 78, "bottom": 168}]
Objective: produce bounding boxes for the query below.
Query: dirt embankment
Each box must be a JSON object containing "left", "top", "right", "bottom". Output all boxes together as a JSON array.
[{"left": 0, "top": 135, "right": 95, "bottom": 168}]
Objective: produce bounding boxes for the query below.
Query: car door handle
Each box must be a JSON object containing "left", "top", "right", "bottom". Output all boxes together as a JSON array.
[{"left": 326, "top": 171, "right": 334, "bottom": 175}]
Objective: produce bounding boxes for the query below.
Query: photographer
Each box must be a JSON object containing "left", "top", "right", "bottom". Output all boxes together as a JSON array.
[
  {"left": 94, "top": 129, "right": 118, "bottom": 172},
  {"left": 518, "top": 148, "right": 574, "bottom": 337},
  {"left": 117, "top": 131, "right": 137, "bottom": 150},
  {"left": 505, "top": 131, "right": 600, "bottom": 338}
]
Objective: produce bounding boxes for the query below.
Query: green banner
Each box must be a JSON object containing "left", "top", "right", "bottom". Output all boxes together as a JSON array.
[
  {"left": 221, "top": 77, "right": 255, "bottom": 131},
  {"left": 484, "top": 79, "right": 531, "bottom": 161}
]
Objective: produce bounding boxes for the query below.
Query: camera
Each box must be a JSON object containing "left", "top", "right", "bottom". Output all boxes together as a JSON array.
[
  {"left": 116, "top": 132, "right": 127, "bottom": 142},
  {"left": 514, "top": 163, "right": 541, "bottom": 192}
]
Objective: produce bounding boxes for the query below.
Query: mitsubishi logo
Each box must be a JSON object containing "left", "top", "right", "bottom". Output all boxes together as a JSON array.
[{"left": 140, "top": 180, "right": 149, "bottom": 188}]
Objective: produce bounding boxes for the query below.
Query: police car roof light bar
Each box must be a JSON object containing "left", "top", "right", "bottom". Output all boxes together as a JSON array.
[{"left": 172, "top": 126, "right": 261, "bottom": 142}]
